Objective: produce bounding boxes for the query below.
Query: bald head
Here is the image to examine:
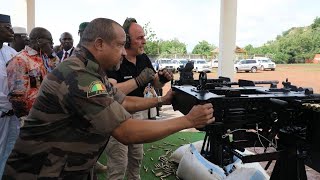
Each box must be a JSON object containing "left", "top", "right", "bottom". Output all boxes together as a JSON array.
[
  {"left": 125, "top": 22, "right": 146, "bottom": 55},
  {"left": 60, "top": 32, "right": 73, "bottom": 51},
  {"left": 78, "top": 18, "right": 126, "bottom": 72},
  {"left": 29, "top": 27, "right": 51, "bottom": 42},
  {"left": 80, "top": 18, "right": 123, "bottom": 46},
  {"left": 29, "top": 27, "right": 53, "bottom": 51},
  {"left": 60, "top": 32, "right": 73, "bottom": 40},
  {"left": 29, "top": 27, "right": 53, "bottom": 50},
  {"left": 128, "top": 23, "right": 143, "bottom": 36}
]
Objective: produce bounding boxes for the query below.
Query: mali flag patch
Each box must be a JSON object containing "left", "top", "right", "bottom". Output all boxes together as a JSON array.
[{"left": 87, "top": 81, "right": 108, "bottom": 97}]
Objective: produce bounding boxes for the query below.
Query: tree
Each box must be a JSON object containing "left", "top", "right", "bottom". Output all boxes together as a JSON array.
[
  {"left": 243, "top": 17, "right": 320, "bottom": 64},
  {"left": 244, "top": 44, "right": 254, "bottom": 52},
  {"left": 143, "top": 22, "right": 159, "bottom": 56},
  {"left": 159, "top": 38, "right": 187, "bottom": 56},
  {"left": 192, "top": 40, "right": 215, "bottom": 56},
  {"left": 311, "top": 17, "right": 320, "bottom": 30}
]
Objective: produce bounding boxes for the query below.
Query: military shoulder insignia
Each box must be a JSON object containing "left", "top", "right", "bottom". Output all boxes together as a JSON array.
[{"left": 87, "top": 81, "right": 108, "bottom": 98}]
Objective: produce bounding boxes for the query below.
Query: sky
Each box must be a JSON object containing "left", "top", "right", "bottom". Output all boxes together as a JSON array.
[{"left": 0, "top": 0, "right": 319, "bottom": 53}]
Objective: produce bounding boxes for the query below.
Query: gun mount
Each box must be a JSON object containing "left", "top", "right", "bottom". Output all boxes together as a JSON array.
[{"left": 172, "top": 72, "right": 320, "bottom": 180}]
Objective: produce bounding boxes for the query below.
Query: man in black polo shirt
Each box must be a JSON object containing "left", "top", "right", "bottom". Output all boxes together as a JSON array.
[{"left": 105, "top": 18, "right": 173, "bottom": 180}]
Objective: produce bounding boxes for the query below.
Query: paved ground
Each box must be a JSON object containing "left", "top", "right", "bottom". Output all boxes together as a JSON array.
[{"left": 158, "top": 64, "right": 320, "bottom": 179}]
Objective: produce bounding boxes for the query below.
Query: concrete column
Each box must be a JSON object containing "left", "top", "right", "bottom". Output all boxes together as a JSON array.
[
  {"left": 11, "top": 0, "right": 27, "bottom": 28},
  {"left": 218, "top": 0, "right": 237, "bottom": 80},
  {"left": 26, "top": 0, "right": 35, "bottom": 34}
]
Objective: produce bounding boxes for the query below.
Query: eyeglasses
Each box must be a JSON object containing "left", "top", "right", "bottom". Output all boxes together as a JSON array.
[
  {"left": 39, "top": 37, "right": 53, "bottom": 42},
  {"left": 31, "top": 37, "right": 53, "bottom": 46},
  {"left": 38, "top": 37, "right": 53, "bottom": 44}
]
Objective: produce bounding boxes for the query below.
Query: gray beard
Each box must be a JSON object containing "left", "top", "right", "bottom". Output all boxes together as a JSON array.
[{"left": 112, "top": 63, "right": 121, "bottom": 71}]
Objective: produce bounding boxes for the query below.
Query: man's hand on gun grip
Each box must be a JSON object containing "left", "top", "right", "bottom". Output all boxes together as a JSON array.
[
  {"left": 135, "top": 68, "right": 155, "bottom": 87},
  {"left": 158, "top": 69, "right": 173, "bottom": 84},
  {"left": 185, "top": 103, "right": 215, "bottom": 128},
  {"left": 161, "top": 89, "right": 174, "bottom": 105}
]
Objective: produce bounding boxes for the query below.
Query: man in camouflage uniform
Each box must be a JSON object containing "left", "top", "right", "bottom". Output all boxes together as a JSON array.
[{"left": 3, "top": 18, "right": 214, "bottom": 180}]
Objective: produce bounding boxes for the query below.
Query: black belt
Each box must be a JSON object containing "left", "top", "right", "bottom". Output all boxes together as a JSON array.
[{"left": 0, "top": 109, "right": 14, "bottom": 118}]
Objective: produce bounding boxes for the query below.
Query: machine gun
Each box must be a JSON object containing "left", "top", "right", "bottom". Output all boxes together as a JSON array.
[{"left": 171, "top": 72, "right": 320, "bottom": 180}]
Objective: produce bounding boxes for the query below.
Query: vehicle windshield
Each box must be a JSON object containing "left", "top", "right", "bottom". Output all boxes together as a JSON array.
[
  {"left": 198, "top": 61, "right": 206, "bottom": 64},
  {"left": 172, "top": 60, "right": 179, "bottom": 64},
  {"left": 179, "top": 60, "right": 188, "bottom": 64},
  {"left": 259, "top": 59, "right": 272, "bottom": 63},
  {"left": 161, "top": 60, "right": 172, "bottom": 64}
]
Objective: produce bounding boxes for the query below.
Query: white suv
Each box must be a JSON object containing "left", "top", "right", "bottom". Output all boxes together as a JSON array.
[
  {"left": 172, "top": 59, "right": 183, "bottom": 71},
  {"left": 190, "top": 59, "right": 212, "bottom": 72},
  {"left": 156, "top": 58, "right": 177, "bottom": 73},
  {"left": 256, "top": 59, "right": 276, "bottom": 71},
  {"left": 234, "top": 59, "right": 260, "bottom": 73}
]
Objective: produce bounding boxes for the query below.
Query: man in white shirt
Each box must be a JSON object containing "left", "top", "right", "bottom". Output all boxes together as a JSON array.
[{"left": 0, "top": 13, "right": 20, "bottom": 178}]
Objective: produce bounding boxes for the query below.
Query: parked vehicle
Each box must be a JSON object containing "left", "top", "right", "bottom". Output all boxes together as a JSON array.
[
  {"left": 211, "top": 59, "right": 218, "bottom": 68},
  {"left": 234, "top": 59, "right": 260, "bottom": 73},
  {"left": 176, "top": 59, "right": 188, "bottom": 71},
  {"left": 152, "top": 61, "right": 159, "bottom": 71},
  {"left": 256, "top": 59, "right": 276, "bottom": 71},
  {"left": 156, "top": 58, "right": 177, "bottom": 73},
  {"left": 190, "top": 59, "right": 212, "bottom": 72},
  {"left": 172, "top": 59, "right": 183, "bottom": 71}
]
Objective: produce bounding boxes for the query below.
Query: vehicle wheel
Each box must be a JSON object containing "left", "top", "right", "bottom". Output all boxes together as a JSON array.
[
  {"left": 251, "top": 67, "right": 257, "bottom": 73},
  {"left": 261, "top": 66, "right": 265, "bottom": 71},
  {"left": 271, "top": 68, "right": 275, "bottom": 71},
  {"left": 235, "top": 67, "right": 239, "bottom": 73}
]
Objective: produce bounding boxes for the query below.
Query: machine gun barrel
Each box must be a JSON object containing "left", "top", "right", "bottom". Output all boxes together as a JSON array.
[{"left": 217, "top": 80, "right": 279, "bottom": 86}]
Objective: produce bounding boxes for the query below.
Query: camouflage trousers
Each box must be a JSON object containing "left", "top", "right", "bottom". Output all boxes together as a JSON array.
[
  {"left": 0, "top": 115, "right": 20, "bottom": 178},
  {"left": 105, "top": 112, "right": 144, "bottom": 180}
]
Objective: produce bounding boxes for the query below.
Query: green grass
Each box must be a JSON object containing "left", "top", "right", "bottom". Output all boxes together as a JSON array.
[{"left": 98, "top": 132, "right": 205, "bottom": 180}]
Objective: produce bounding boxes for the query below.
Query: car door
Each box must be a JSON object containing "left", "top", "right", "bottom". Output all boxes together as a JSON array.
[{"left": 239, "top": 60, "right": 248, "bottom": 70}]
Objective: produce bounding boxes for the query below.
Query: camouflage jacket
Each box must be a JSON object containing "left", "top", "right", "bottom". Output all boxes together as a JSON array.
[{"left": 3, "top": 48, "right": 131, "bottom": 180}]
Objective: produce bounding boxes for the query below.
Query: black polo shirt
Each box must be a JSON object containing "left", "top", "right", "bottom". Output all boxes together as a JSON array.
[{"left": 106, "top": 53, "right": 155, "bottom": 97}]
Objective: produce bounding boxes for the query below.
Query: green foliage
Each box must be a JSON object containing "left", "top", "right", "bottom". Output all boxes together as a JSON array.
[
  {"left": 145, "top": 41, "right": 159, "bottom": 56},
  {"left": 192, "top": 40, "right": 215, "bottom": 56},
  {"left": 244, "top": 44, "right": 254, "bottom": 52},
  {"left": 311, "top": 17, "right": 320, "bottom": 30},
  {"left": 143, "top": 23, "right": 187, "bottom": 56},
  {"left": 144, "top": 17, "right": 320, "bottom": 63},
  {"left": 143, "top": 22, "right": 159, "bottom": 56},
  {"left": 244, "top": 17, "right": 320, "bottom": 64},
  {"left": 159, "top": 38, "right": 187, "bottom": 55}
]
